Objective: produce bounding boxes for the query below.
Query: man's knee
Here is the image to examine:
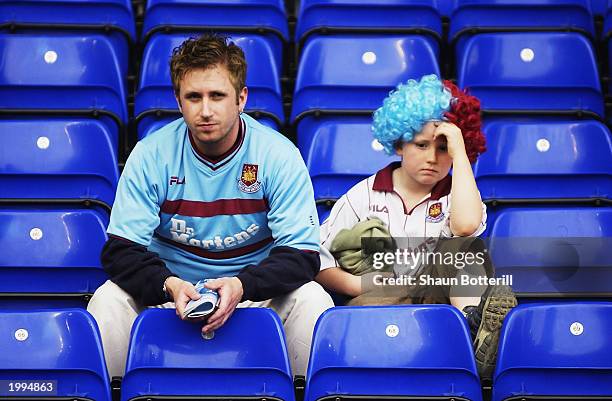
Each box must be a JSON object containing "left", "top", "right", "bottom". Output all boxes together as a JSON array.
[
  {"left": 87, "top": 280, "right": 139, "bottom": 323},
  {"left": 291, "top": 281, "right": 335, "bottom": 313}
]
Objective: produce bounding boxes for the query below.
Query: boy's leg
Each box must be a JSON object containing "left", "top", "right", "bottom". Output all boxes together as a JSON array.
[
  {"left": 239, "top": 281, "right": 334, "bottom": 377},
  {"left": 469, "top": 284, "right": 517, "bottom": 379},
  {"left": 434, "top": 237, "right": 517, "bottom": 378}
]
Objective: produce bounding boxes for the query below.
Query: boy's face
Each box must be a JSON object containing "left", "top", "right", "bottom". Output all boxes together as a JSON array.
[
  {"left": 395, "top": 121, "right": 452, "bottom": 187},
  {"left": 175, "top": 64, "right": 247, "bottom": 156}
]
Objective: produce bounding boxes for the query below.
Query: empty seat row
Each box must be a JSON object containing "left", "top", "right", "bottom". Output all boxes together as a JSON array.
[
  {"left": 3, "top": 0, "right": 611, "bottom": 44},
  {"left": 2, "top": 303, "right": 612, "bottom": 401},
  {"left": 296, "top": 0, "right": 604, "bottom": 51},
  {"left": 294, "top": 31, "right": 604, "bottom": 126}
]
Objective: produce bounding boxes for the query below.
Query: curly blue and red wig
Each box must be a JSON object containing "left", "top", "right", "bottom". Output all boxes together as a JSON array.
[{"left": 372, "top": 74, "right": 486, "bottom": 163}]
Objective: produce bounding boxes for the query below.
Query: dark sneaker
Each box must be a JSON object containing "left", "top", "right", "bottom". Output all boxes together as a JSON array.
[
  {"left": 471, "top": 284, "right": 517, "bottom": 379},
  {"left": 463, "top": 305, "right": 481, "bottom": 340}
]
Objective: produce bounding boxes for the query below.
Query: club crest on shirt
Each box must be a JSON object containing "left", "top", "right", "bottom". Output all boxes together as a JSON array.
[
  {"left": 426, "top": 202, "right": 444, "bottom": 223},
  {"left": 238, "top": 163, "right": 261, "bottom": 193}
]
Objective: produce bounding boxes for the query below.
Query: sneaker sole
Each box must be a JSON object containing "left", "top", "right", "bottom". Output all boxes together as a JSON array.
[{"left": 474, "top": 284, "right": 517, "bottom": 378}]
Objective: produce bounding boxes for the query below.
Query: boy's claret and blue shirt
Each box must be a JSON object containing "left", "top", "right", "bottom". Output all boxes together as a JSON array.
[
  {"left": 105, "top": 114, "right": 320, "bottom": 304},
  {"left": 319, "top": 162, "right": 488, "bottom": 271}
]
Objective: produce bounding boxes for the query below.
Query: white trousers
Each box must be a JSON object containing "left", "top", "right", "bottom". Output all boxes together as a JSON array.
[{"left": 87, "top": 280, "right": 334, "bottom": 379}]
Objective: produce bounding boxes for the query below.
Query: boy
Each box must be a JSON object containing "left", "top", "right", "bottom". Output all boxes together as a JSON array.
[{"left": 317, "top": 74, "right": 516, "bottom": 378}]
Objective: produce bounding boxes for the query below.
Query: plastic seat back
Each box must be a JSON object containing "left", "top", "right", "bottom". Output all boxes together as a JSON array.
[
  {"left": 0, "top": 118, "right": 119, "bottom": 209},
  {"left": 142, "top": 0, "right": 287, "bottom": 68},
  {"left": 299, "top": 116, "right": 398, "bottom": 201},
  {"left": 305, "top": 305, "right": 482, "bottom": 401},
  {"left": 450, "top": 0, "right": 595, "bottom": 42},
  {"left": 457, "top": 32, "right": 603, "bottom": 118},
  {"left": 487, "top": 206, "right": 612, "bottom": 296},
  {"left": 292, "top": 34, "right": 440, "bottom": 122},
  {"left": 493, "top": 302, "right": 612, "bottom": 401},
  {"left": 0, "top": 0, "right": 135, "bottom": 39},
  {"left": 0, "top": 207, "right": 109, "bottom": 297},
  {"left": 0, "top": 32, "right": 128, "bottom": 125},
  {"left": 0, "top": 308, "right": 111, "bottom": 401},
  {"left": 0, "top": 0, "right": 134, "bottom": 75},
  {"left": 121, "top": 308, "right": 295, "bottom": 401},
  {"left": 475, "top": 118, "right": 612, "bottom": 200},
  {"left": 295, "top": 0, "right": 442, "bottom": 45}
]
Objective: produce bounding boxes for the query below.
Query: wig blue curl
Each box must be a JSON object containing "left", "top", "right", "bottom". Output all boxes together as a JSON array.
[{"left": 372, "top": 74, "right": 452, "bottom": 155}]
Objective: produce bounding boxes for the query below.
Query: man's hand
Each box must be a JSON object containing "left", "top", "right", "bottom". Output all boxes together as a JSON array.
[
  {"left": 201, "top": 277, "right": 244, "bottom": 334},
  {"left": 433, "top": 121, "right": 467, "bottom": 161},
  {"left": 164, "top": 276, "right": 201, "bottom": 319}
]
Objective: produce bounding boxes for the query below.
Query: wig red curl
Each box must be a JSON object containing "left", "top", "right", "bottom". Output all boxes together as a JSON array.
[{"left": 442, "top": 80, "right": 486, "bottom": 163}]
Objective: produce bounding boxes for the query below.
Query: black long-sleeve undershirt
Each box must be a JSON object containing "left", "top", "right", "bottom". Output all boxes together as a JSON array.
[{"left": 101, "top": 236, "right": 320, "bottom": 306}]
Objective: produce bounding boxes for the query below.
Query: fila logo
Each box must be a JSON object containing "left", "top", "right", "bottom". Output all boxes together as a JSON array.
[
  {"left": 369, "top": 204, "right": 389, "bottom": 213},
  {"left": 170, "top": 176, "right": 185, "bottom": 185}
]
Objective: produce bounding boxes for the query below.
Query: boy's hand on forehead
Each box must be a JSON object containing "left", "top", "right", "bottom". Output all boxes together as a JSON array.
[{"left": 432, "top": 121, "right": 467, "bottom": 160}]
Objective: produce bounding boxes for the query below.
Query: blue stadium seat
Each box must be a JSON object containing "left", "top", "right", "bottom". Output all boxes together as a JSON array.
[
  {"left": 305, "top": 306, "right": 482, "bottom": 401},
  {"left": 493, "top": 302, "right": 612, "bottom": 401},
  {"left": 487, "top": 206, "right": 612, "bottom": 296},
  {"left": 0, "top": 118, "right": 119, "bottom": 210},
  {"left": 457, "top": 32, "right": 603, "bottom": 118},
  {"left": 0, "top": 0, "right": 134, "bottom": 74},
  {"left": 0, "top": 32, "right": 127, "bottom": 149},
  {"left": 295, "top": 0, "right": 442, "bottom": 49},
  {"left": 0, "top": 308, "right": 111, "bottom": 401},
  {"left": 475, "top": 118, "right": 612, "bottom": 200},
  {"left": 437, "top": 0, "right": 457, "bottom": 15},
  {"left": 142, "top": 0, "right": 287, "bottom": 70},
  {"left": 135, "top": 33, "right": 283, "bottom": 140},
  {"left": 317, "top": 202, "right": 333, "bottom": 224},
  {"left": 291, "top": 34, "right": 440, "bottom": 122},
  {"left": 0, "top": 0, "right": 135, "bottom": 38},
  {"left": 603, "top": 0, "right": 612, "bottom": 92},
  {"left": 592, "top": 0, "right": 607, "bottom": 14},
  {"left": 299, "top": 116, "right": 398, "bottom": 201},
  {"left": 121, "top": 308, "right": 295, "bottom": 401},
  {"left": 0, "top": 207, "right": 109, "bottom": 297},
  {"left": 449, "top": 0, "right": 595, "bottom": 43},
  {"left": 602, "top": 0, "right": 612, "bottom": 34}
]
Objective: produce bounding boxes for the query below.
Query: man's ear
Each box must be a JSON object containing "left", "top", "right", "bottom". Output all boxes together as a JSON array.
[
  {"left": 175, "top": 94, "right": 182, "bottom": 113},
  {"left": 238, "top": 86, "right": 248, "bottom": 112}
]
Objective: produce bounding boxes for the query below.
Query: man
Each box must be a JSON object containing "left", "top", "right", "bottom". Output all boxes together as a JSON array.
[{"left": 87, "top": 33, "right": 334, "bottom": 379}]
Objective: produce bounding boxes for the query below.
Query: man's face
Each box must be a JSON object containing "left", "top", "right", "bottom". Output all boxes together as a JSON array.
[{"left": 176, "top": 64, "right": 247, "bottom": 156}]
